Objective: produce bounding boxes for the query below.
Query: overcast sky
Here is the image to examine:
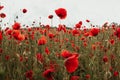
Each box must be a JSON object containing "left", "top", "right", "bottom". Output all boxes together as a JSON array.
[{"left": 1, "top": 0, "right": 120, "bottom": 28}]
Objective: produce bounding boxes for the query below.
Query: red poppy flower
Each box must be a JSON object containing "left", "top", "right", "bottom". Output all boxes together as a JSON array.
[
  {"left": 83, "top": 42, "right": 87, "bottom": 47},
  {"left": 62, "top": 25, "right": 67, "bottom": 33},
  {"left": 12, "top": 22, "right": 21, "bottom": 30},
  {"left": 109, "top": 39, "right": 115, "bottom": 45},
  {"left": 61, "top": 49, "right": 72, "bottom": 58},
  {"left": 48, "top": 15, "right": 53, "bottom": 19},
  {"left": 38, "top": 36, "right": 47, "bottom": 45},
  {"left": 4, "top": 27, "right": 9, "bottom": 32},
  {"left": 72, "top": 29, "right": 80, "bottom": 36},
  {"left": 19, "top": 56, "right": 23, "bottom": 62},
  {"left": 86, "top": 19, "right": 90, "bottom": 23},
  {"left": 75, "top": 23, "right": 81, "bottom": 28},
  {"left": 17, "top": 34, "right": 25, "bottom": 41},
  {"left": 45, "top": 47, "right": 50, "bottom": 55},
  {"left": 79, "top": 21, "right": 83, "bottom": 25},
  {"left": 48, "top": 33, "right": 55, "bottom": 39},
  {"left": 12, "top": 30, "right": 20, "bottom": 40},
  {"left": 0, "top": 6, "right": 4, "bottom": 10},
  {"left": 109, "top": 66, "right": 113, "bottom": 71},
  {"left": 0, "top": 13, "right": 6, "bottom": 18},
  {"left": 84, "top": 32, "right": 89, "bottom": 37},
  {"left": 103, "top": 55, "right": 108, "bottom": 63},
  {"left": 90, "top": 28, "right": 99, "bottom": 36},
  {"left": 70, "top": 76, "right": 79, "bottom": 80},
  {"left": 22, "top": 8, "right": 27, "bottom": 13},
  {"left": 45, "top": 25, "right": 50, "bottom": 30},
  {"left": 85, "top": 74, "right": 90, "bottom": 79},
  {"left": 65, "top": 55, "right": 79, "bottom": 73},
  {"left": 25, "top": 70, "right": 33, "bottom": 80},
  {"left": 0, "top": 31, "right": 2, "bottom": 41},
  {"left": 43, "top": 69, "right": 54, "bottom": 80},
  {"left": 36, "top": 53, "right": 44, "bottom": 63},
  {"left": 55, "top": 8, "right": 67, "bottom": 19},
  {"left": 57, "top": 24, "right": 64, "bottom": 31},
  {"left": 5, "top": 55, "right": 10, "bottom": 60},
  {"left": 114, "top": 28, "right": 120, "bottom": 39},
  {"left": 113, "top": 71, "right": 119, "bottom": 77},
  {"left": 92, "top": 44, "right": 96, "bottom": 50}
]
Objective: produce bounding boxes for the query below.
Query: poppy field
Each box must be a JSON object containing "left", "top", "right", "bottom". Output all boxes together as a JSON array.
[{"left": 0, "top": 5, "right": 120, "bottom": 80}]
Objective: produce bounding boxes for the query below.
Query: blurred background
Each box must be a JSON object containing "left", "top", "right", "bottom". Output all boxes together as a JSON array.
[{"left": 1, "top": 0, "right": 120, "bottom": 28}]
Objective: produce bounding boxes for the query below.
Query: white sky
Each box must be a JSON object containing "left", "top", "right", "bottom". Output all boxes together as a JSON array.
[{"left": 1, "top": 0, "right": 120, "bottom": 28}]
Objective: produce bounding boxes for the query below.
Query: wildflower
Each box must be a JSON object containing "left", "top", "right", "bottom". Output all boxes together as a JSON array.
[
  {"left": 109, "top": 66, "right": 113, "bottom": 71},
  {"left": 70, "top": 76, "right": 79, "bottom": 80},
  {"left": 45, "top": 47, "right": 50, "bottom": 55},
  {"left": 84, "top": 32, "right": 89, "bottom": 37},
  {"left": 45, "top": 25, "right": 50, "bottom": 30},
  {"left": 0, "top": 13, "right": 6, "bottom": 18},
  {"left": 5, "top": 55, "right": 10, "bottom": 60},
  {"left": 20, "top": 56, "right": 23, "bottom": 62},
  {"left": 85, "top": 74, "right": 90, "bottom": 79},
  {"left": 17, "top": 34, "right": 25, "bottom": 41},
  {"left": 12, "top": 30, "right": 20, "bottom": 40},
  {"left": 109, "top": 39, "right": 115, "bottom": 45},
  {"left": 12, "top": 22, "right": 21, "bottom": 30},
  {"left": 36, "top": 53, "right": 44, "bottom": 63},
  {"left": 103, "top": 55, "right": 108, "bottom": 63},
  {"left": 48, "top": 15, "right": 53, "bottom": 19},
  {"left": 79, "top": 21, "right": 83, "bottom": 25},
  {"left": 90, "top": 28, "right": 99, "bottom": 36},
  {"left": 48, "top": 33, "right": 55, "bottom": 39},
  {"left": 65, "top": 55, "right": 79, "bottom": 73},
  {"left": 113, "top": 71, "right": 119, "bottom": 77},
  {"left": 0, "top": 31, "right": 2, "bottom": 41},
  {"left": 92, "top": 44, "right": 96, "bottom": 50},
  {"left": 86, "top": 19, "right": 90, "bottom": 23},
  {"left": 57, "top": 24, "right": 64, "bottom": 31},
  {"left": 72, "top": 29, "right": 80, "bottom": 36},
  {"left": 61, "top": 49, "right": 72, "bottom": 58},
  {"left": 22, "top": 8, "right": 27, "bottom": 13},
  {"left": 38, "top": 36, "right": 47, "bottom": 45},
  {"left": 55, "top": 8, "right": 67, "bottom": 19},
  {"left": 43, "top": 69, "right": 54, "bottom": 80},
  {"left": 114, "top": 28, "right": 120, "bottom": 39},
  {"left": 0, "top": 5, "right": 4, "bottom": 10},
  {"left": 75, "top": 23, "right": 81, "bottom": 28},
  {"left": 83, "top": 42, "right": 87, "bottom": 47},
  {"left": 25, "top": 70, "right": 33, "bottom": 80}
]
